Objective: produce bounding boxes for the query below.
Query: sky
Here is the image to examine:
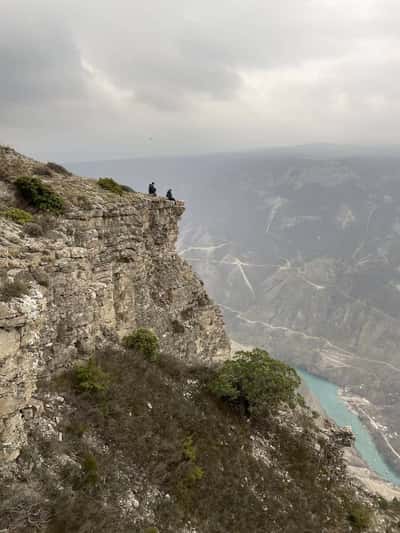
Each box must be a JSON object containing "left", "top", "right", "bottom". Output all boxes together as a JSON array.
[{"left": 1, "top": 0, "right": 400, "bottom": 161}]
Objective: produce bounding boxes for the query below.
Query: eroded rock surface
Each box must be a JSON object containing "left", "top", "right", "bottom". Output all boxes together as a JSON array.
[{"left": 0, "top": 147, "right": 229, "bottom": 461}]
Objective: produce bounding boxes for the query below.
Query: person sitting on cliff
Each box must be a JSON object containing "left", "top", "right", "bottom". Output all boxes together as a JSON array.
[
  {"left": 148, "top": 182, "right": 157, "bottom": 196},
  {"left": 166, "top": 188, "right": 176, "bottom": 202}
]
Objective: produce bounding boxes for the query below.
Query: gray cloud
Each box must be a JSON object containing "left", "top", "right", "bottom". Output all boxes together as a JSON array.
[
  {"left": 0, "top": 4, "right": 87, "bottom": 120},
  {"left": 1, "top": 0, "right": 400, "bottom": 160}
]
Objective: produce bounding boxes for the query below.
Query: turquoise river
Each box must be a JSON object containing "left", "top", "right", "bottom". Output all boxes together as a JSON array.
[{"left": 297, "top": 368, "right": 400, "bottom": 486}]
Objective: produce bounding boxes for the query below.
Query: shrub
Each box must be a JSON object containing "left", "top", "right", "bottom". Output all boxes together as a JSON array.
[
  {"left": 23, "top": 222, "right": 43, "bottom": 237},
  {"left": 98, "top": 177, "right": 124, "bottom": 195},
  {"left": 183, "top": 436, "right": 197, "bottom": 462},
  {"left": 186, "top": 464, "right": 204, "bottom": 482},
  {"left": 75, "top": 194, "right": 92, "bottom": 210},
  {"left": 209, "top": 348, "right": 301, "bottom": 416},
  {"left": 33, "top": 164, "right": 52, "bottom": 176},
  {"left": 1, "top": 207, "right": 33, "bottom": 225},
  {"left": 183, "top": 436, "right": 204, "bottom": 483},
  {"left": 15, "top": 176, "right": 64, "bottom": 214},
  {"left": 47, "top": 162, "right": 72, "bottom": 176},
  {"left": 0, "top": 278, "right": 29, "bottom": 301},
  {"left": 73, "top": 359, "right": 110, "bottom": 394},
  {"left": 123, "top": 328, "right": 159, "bottom": 362},
  {"left": 82, "top": 454, "right": 99, "bottom": 486},
  {"left": 347, "top": 502, "right": 372, "bottom": 530}
]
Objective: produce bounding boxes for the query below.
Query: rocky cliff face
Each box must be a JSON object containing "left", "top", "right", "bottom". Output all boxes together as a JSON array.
[
  {"left": 91, "top": 153, "right": 400, "bottom": 472},
  {"left": 2, "top": 148, "right": 400, "bottom": 532},
  {"left": 0, "top": 146, "right": 229, "bottom": 462}
]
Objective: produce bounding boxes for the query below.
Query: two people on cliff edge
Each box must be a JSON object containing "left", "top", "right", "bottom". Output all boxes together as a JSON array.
[{"left": 148, "top": 182, "right": 176, "bottom": 203}]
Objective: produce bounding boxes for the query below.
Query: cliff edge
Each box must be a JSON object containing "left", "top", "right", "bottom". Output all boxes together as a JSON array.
[
  {"left": 0, "top": 146, "right": 229, "bottom": 462},
  {"left": 1, "top": 147, "right": 399, "bottom": 532}
]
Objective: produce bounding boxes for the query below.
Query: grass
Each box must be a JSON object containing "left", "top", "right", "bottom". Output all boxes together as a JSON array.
[
  {"left": 0, "top": 345, "right": 374, "bottom": 533},
  {"left": 97, "top": 177, "right": 125, "bottom": 195},
  {"left": 0, "top": 207, "right": 33, "bottom": 225}
]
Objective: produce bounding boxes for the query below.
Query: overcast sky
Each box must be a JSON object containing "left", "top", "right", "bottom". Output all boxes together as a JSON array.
[{"left": 1, "top": 0, "right": 400, "bottom": 161}]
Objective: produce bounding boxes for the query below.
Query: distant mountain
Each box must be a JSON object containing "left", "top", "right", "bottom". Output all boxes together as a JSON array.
[{"left": 71, "top": 148, "right": 400, "bottom": 472}]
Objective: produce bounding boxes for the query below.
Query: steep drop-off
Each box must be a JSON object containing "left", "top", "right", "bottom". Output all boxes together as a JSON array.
[
  {"left": 0, "top": 146, "right": 229, "bottom": 463},
  {"left": 74, "top": 153, "right": 400, "bottom": 474},
  {"left": 1, "top": 147, "right": 400, "bottom": 532}
]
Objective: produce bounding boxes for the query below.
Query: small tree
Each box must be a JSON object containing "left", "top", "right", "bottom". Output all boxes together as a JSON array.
[
  {"left": 209, "top": 348, "right": 301, "bottom": 416},
  {"left": 73, "top": 359, "right": 110, "bottom": 394},
  {"left": 123, "top": 328, "right": 159, "bottom": 362}
]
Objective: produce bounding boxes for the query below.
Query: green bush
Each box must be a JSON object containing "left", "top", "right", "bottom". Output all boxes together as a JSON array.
[
  {"left": 209, "top": 348, "right": 301, "bottom": 416},
  {"left": 15, "top": 176, "right": 64, "bottom": 214},
  {"left": 347, "top": 502, "right": 372, "bottom": 530},
  {"left": 82, "top": 454, "right": 99, "bottom": 486},
  {"left": 123, "top": 328, "right": 159, "bottom": 362},
  {"left": 98, "top": 177, "right": 124, "bottom": 195},
  {"left": 0, "top": 278, "right": 29, "bottom": 301},
  {"left": 47, "top": 162, "right": 72, "bottom": 176},
  {"left": 1, "top": 207, "right": 33, "bottom": 225},
  {"left": 73, "top": 359, "right": 110, "bottom": 394}
]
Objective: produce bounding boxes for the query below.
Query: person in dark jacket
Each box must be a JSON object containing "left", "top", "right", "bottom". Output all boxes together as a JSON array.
[
  {"left": 148, "top": 182, "right": 157, "bottom": 196},
  {"left": 166, "top": 188, "right": 176, "bottom": 202}
]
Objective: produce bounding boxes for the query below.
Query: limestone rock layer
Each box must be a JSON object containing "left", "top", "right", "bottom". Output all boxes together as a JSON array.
[{"left": 0, "top": 146, "right": 230, "bottom": 461}]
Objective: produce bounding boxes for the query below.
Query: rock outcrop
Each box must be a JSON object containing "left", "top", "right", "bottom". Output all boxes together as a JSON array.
[{"left": 0, "top": 146, "right": 229, "bottom": 462}]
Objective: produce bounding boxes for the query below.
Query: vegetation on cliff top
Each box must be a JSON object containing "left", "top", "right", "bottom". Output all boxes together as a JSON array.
[
  {"left": 97, "top": 177, "right": 125, "bottom": 195},
  {"left": 15, "top": 176, "right": 65, "bottom": 214}
]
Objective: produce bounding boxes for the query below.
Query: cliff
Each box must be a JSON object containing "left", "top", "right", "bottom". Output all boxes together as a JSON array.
[
  {"left": 0, "top": 146, "right": 229, "bottom": 462},
  {"left": 1, "top": 147, "right": 399, "bottom": 532}
]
